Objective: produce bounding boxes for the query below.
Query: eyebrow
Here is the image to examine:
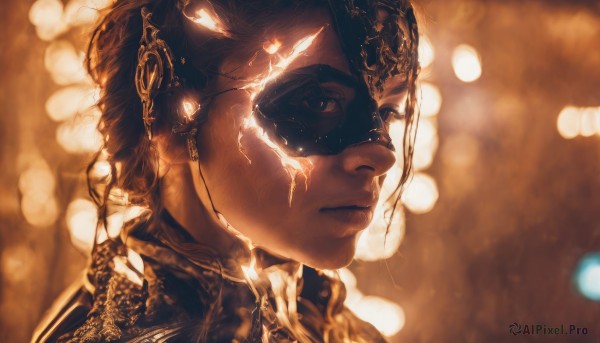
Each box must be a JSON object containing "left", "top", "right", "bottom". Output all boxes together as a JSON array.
[{"left": 387, "top": 77, "right": 409, "bottom": 96}]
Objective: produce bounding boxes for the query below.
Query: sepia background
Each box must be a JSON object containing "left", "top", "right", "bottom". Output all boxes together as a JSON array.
[{"left": 1, "top": 0, "right": 599, "bottom": 342}]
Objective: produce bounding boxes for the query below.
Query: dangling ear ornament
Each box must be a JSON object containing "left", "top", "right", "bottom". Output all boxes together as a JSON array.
[{"left": 173, "top": 98, "right": 203, "bottom": 161}]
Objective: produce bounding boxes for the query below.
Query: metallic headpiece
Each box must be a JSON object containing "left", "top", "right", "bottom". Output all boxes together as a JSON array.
[{"left": 135, "top": 7, "right": 180, "bottom": 140}]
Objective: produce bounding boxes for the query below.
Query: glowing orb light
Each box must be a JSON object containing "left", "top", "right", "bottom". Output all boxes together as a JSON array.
[
  {"left": 574, "top": 253, "right": 600, "bottom": 301},
  {"left": 452, "top": 44, "right": 482, "bottom": 83},
  {"left": 419, "top": 82, "right": 442, "bottom": 117},
  {"left": 418, "top": 35, "right": 434, "bottom": 69}
]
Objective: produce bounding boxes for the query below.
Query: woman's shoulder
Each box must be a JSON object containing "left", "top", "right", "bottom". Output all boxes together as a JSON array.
[
  {"left": 31, "top": 273, "right": 93, "bottom": 343},
  {"left": 31, "top": 238, "right": 215, "bottom": 343}
]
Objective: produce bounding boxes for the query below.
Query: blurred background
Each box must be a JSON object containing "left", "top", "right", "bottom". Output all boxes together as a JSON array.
[{"left": 1, "top": 0, "right": 599, "bottom": 342}]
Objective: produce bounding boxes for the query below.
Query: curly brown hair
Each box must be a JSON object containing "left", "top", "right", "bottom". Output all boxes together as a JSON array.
[
  {"left": 82, "top": 0, "right": 419, "bottom": 341},
  {"left": 86, "top": 0, "right": 419, "bottom": 239}
]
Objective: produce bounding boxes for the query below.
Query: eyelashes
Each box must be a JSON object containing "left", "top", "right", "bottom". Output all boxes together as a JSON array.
[{"left": 379, "top": 105, "right": 402, "bottom": 122}]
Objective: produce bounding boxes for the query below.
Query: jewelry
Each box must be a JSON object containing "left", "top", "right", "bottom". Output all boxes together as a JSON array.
[{"left": 135, "top": 7, "right": 180, "bottom": 140}]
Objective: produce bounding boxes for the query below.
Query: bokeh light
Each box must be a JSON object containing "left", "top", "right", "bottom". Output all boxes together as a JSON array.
[
  {"left": 452, "top": 44, "right": 482, "bottom": 82},
  {"left": 355, "top": 202, "right": 405, "bottom": 262},
  {"left": 419, "top": 82, "right": 442, "bottom": 117},
  {"left": 441, "top": 133, "right": 480, "bottom": 169},
  {"left": 28, "top": 0, "right": 67, "bottom": 41},
  {"left": 413, "top": 118, "right": 439, "bottom": 171},
  {"left": 44, "top": 40, "right": 87, "bottom": 85},
  {"left": 402, "top": 173, "right": 439, "bottom": 214},
  {"left": 1, "top": 246, "right": 36, "bottom": 283},
  {"left": 18, "top": 160, "right": 59, "bottom": 227},
  {"left": 350, "top": 295, "right": 406, "bottom": 337},
  {"left": 557, "top": 106, "right": 600, "bottom": 139},
  {"left": 66, "top": 198, "right": 98, "bottom": 252},
  {"left": 21, "top": 195, "right": 60, "bottom": 228},
  {"left": 64, "top": 0, "right": 103, "bottom": 26},
  {"left": 574, "top": 253, "right": 600, "bottom": 301},
  {"left": 340, "top": 268, "right": 406, "bottom": 337},
  {"left": 56, "top": 108, "right": 103, "bottom": 153},
  {"left": 418, "top": 35, "right": 435, "bottom": 69},
  {"left": 45, "top": 86, "right": 99, "bottom": 122}
]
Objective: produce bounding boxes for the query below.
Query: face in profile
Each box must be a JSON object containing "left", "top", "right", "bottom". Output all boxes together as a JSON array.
[{"left": 191, "top": 10, "right": 408, "bottom": 269}]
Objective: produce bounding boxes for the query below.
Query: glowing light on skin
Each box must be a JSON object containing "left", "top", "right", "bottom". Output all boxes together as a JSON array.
[
  {"left": 239, "top": 115, "right": 313, "bottom": 207},
  {"left": 237, "top": 29, "right": 324, "bottom": 206},
  {"left": 186, "top": 8, "right": 228, "bottom": 36}
]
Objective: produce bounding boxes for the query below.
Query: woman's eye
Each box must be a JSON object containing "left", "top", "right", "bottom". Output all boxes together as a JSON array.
[
  {"left": 303, "top": 97, "right": 342, "bottom": 114},
  {"left": 380, "top": 107, "right": 400, "bottom": 122}
]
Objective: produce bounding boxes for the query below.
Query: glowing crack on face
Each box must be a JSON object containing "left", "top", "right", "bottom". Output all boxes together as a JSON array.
[
  {"left": 243, "top": 28, "right": 324, "bottom": 99},
  {"left": 237, "top": 28, "right": 324, "bottom": 207},
  {"left": 185, "top": 8, "right": 228, "bottom": 36}
]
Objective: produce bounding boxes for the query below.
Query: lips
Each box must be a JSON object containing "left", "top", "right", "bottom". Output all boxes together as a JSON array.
[
  {"left": 320, "top": 192, "right": 377, "bottom": 211},
  {"left": 319, "top": 192, "right": 377, "bottom": 231}
]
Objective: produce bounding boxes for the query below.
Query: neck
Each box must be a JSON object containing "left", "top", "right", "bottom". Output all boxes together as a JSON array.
[{"left": 160, "top": 162, "right": 249, "bottom": 261}]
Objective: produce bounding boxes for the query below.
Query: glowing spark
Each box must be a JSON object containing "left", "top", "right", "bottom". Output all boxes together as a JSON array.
[
  {"left": 262, "top": 39, "right": 282, "bottom": 54},
  {"left": 244, "top": 27, "right": 324, "bottom": 98},
  {"left": 188, "top": 8, "right": 227, "bottom": 35},
  {"left": 241, "top": 254, "right": 260, "bottom": 282},
  {"left": 181, "top": 99, "right": 200, "bottom": 121},
  {"left": 265, "top": 265, "right": 308, "bottom": 341}
]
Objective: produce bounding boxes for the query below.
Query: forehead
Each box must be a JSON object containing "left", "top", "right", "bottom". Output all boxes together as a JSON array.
[
  {"left": 218, "top": 9, "right": 351, "bottom": 82},
  {"left": 217, "top": 7, "right": 407, "bottom": 99}
]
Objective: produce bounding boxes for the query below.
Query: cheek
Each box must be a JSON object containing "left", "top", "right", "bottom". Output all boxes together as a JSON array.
[
  {"left": 197, "top": 101, "right": 299, "bottom": 236},
  {"left": 196, "top": 100, "right": 358, "bottom": 267}
]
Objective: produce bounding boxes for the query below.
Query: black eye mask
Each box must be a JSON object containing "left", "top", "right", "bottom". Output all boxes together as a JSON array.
[
  {"left": 253, "top": 64, "right": 397, "bottom": 156},
  {"left": 251, "top": 0, "right": 418, "bottom": 157}
]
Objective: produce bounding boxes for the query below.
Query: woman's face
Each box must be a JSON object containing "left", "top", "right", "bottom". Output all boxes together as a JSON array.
[{"left": 192, "top": 10, "right": 407, "bottom": 269}]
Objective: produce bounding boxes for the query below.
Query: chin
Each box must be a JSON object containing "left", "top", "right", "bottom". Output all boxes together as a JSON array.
[{"left": 297, "top": 236, "right": 358, "bottom": 270}]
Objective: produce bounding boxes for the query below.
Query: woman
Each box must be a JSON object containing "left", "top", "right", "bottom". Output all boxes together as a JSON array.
[{"left": 33, "top": 0, "right": 419, "bottom": 341}]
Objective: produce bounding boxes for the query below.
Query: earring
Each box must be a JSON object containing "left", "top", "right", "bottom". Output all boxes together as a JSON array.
[
  {"left": 173, "top": 98, "right": 203, "bottom": 161},
  {"left": 135, "top": 7, "right": 179, "bottom": 140}
]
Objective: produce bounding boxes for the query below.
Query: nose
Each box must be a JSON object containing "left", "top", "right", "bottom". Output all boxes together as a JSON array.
[{"left": 340, "top": 141, "right": 396, "bottom": 177}]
